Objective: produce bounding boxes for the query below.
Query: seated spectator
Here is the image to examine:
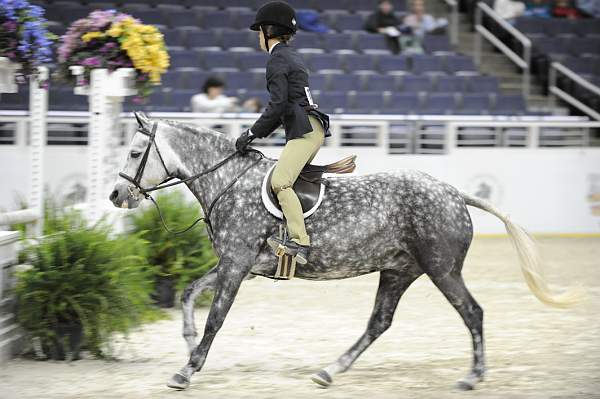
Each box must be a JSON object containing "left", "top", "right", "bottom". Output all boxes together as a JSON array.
[
  {"left": 191, "top": 77, "right": 238, "bottom": 113},
  {"left": 552, "top": 0, "right": 582, "bottom": 18},
  {"left": 364, "top": 0, "right": 405, "bottom": 54},
  {"left": 523, "top": 0, "right": 552, "bottom": 17},
  {"left": 577, "top": 0, "right": 600, "bottom": 17},
  {"left": 296, "top": 10, "right": 330, "bottom": 33},
  {"left": 494, "top": 0, "right": 526, "bottom": 20},
  {"left": 402, "top": 0, "right": 448, "bottom": 53},
  {"left": 240, "top": 97, "right": 263, "bottom": 113}
]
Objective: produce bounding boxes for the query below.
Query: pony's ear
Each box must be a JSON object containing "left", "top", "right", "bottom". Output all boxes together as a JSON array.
[{"left": 134, "top": 111, "right": 149, "bottom": 128}]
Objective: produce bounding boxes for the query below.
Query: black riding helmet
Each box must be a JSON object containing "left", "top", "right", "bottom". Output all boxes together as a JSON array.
[{"left": 250, "top": 1, "right": 297, "bottom": 51}]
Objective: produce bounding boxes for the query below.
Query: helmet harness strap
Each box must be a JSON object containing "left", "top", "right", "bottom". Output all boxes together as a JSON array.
[{"left": 260, "top": 25, "right": 270, "bottom": 53}]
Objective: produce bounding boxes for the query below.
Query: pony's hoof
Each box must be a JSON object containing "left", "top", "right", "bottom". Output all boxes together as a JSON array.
[
  {"left": 167, "top": 372, "right": 190, "bottom": 390},
  {"left": 456, "top": 379, "right": 475, "bottom": 390},
  {"left": 311, "top": 370, "right": 333, "bottom": 388}
]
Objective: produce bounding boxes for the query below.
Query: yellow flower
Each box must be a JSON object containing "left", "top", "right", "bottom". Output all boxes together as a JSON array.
[{"left": 82, "top": 31, "right": 105, "bottom": 42}]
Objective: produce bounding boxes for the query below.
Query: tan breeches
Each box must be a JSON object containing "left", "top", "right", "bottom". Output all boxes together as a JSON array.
[{"left": 270, "top": 116, "right": 325, "bottom": 246}]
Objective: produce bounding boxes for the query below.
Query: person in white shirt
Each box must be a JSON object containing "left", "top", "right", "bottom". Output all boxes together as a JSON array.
[{"left": 190, "top": 76, "right": 237, "bottom": 113}]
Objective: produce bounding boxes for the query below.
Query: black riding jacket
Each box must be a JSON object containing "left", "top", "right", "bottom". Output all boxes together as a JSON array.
[{"left": 250, "top": 42, "right": 331, "bottom": 141}]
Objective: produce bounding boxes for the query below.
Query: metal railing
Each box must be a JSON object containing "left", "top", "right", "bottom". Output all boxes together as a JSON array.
[
  {"left": 474, "top": 2, "right": 532, "bottom": 98},
  {"left": 548, "top": 62, "right": 600, "bottom": 121},
  {"left": 442, "top": 0, "right": 459, "bottom": 46},
  {"left": 0, "top": 111, "right": 593, "bottom": 155}
]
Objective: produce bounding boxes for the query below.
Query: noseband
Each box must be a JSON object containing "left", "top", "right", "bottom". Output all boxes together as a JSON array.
[{"left": 119, "top": 121, "right": 263, "bottom": 236}]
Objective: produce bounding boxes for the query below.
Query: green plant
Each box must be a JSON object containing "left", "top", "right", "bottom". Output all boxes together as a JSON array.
[
  {"left": 15, "top": 208, "right": 158, "bottom": 359},
  {"left": 127, "top": 191, "right": 217, "bottom": 306}
]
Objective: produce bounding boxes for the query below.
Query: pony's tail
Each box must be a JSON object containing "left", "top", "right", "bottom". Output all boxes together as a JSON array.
[{"left": 461, "top": 192, "right": 585, "bottom": 308}]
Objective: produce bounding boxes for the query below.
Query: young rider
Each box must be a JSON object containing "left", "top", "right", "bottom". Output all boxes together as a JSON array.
[{"left": 235, "top": 1, "right": 331, "bottom": 265}]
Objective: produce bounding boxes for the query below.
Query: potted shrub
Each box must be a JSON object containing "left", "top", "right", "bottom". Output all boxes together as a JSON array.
[
  {"left": 128, "top": 191, "right": 217, "bottom": 308},
  {"left": 15, "top": 208, "right": 157, "bottom": 360}
]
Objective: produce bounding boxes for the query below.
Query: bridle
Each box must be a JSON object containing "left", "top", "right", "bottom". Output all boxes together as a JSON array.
[{"left": 119, "top": 121, "right": 263, "bottom": 237}]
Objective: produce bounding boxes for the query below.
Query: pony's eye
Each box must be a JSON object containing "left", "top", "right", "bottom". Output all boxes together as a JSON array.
[{"left": 131, "top": 151, "right": 141, "bottom": 159}]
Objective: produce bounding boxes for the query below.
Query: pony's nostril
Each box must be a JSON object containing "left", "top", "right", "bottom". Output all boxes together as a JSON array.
[{"left": 109, "top": 190, "right": 119, "bottom": 202}]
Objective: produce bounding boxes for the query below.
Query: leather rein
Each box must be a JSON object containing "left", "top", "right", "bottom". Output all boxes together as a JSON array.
[{"left": 118, "top": 122, "right": 263, "bottom": 236}]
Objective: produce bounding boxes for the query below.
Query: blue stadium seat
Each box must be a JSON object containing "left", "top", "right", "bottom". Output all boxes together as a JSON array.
[
  {"left": 219, "top": 71, "right": 257, "bottom": 90},
  {"left": 162, "top": 29, "right": 187, "bottom": 48},
  {"left": 467, "top": 75, "right": 499, "bottom": 92},
  {"left": 166, "top": 11, "right": 200, "bottom": 28},
  {"left": 0, "top": 89, "right": 29, "bottom": 110},
  {"left": 364, "top": 74, "right": 397, "bottom": 91},
  {"left": 160, "top": 71, "right": 179, "bottom": 89},
  {"left": 242, "top": 90, "right": 271, "bottom": 106},
  {"left": 200, "top": 10, "right": 233, "bottom": 30},
  {"left": 436, "top": 75, "right": 465, "bottom": 92},
  {"left": 49, "top": 88, "right": 88, "bottom": 111},
  {"left": 221, "top": 31, "right": 254, "bottom": 51},
  {"left": 423, "top": 35, "right": 452, "bottom": 53},
  {"left": 171, "top": 90, "right": 197, "bottom": 112},
  {"left": 216, "top": 0, "right": 255, "bottom": 9},
  {"left": 309, "top": 74, "right": 328, "bottom": 91},
  {"left": 385, "top": 93, "right": 419, "bottom": 114},
  {"left": 323, "top": 33, "right": 355, "bottom": 53},
  {"left": 534, "top": 37, "right": 569, "bottom": 55},
  {"left": 378, "top": 54, "right": 409, "bottom": 74},
  {"left": 493, "top": 94, "right": 527, "bottom": 115},
  {"left": 411, "top": 55, "right": 444, "bottom": 74},
  {"left": 569, "top": 38, "right": 600, "bottom": 56},
  {"left": 308, "top": 53, "right": 344, "bottom": 72},
  {"left": 351, "top": 91, "right": 385, "bottom": 113},
  {"left": 334, "top": 14, "right": 365, "bottom": 32},
  {"left": 461, "top": 93, "right": 491, "bottom": 114},
  {"left": 542, "top": 19, "right": 578, "bottom": 37},
  {"left": 445, "top": 55, "right": 477, "bottom": 74},
  {"left": 185, "top": 30, "right": 220, "bottom": 50},
  {"left": 422, "top": 93, "right": 456, "bottom": 114},
  {"left": 401, "top": 75, "right": 432, "bottom": 92},
  {"left": 202, "top": 52, "right": 239, "bottom": 71},
  {"left": 127, "top": 10, "right": 165, "bottom": 26},
  {"left": 292, "top": 33, "right": 323, "bottom": 52},
  {"left": 170, "top": 49, "right": 201, "bottom": 68},
  {"left": 356, "top": 33, "right": 391, "bottom": 54},
  {"left": 238, "top": 52, "right": 269, "bottom": 71},
  {"left": 515, "top": 17, "right": 545, "bottom": 37},
  {"left": 314, "top": 91, "right": 349, "bottom": 113},
  {"left": 286, "top": 0, "right": 316, "bottom": 9},
  {"left": 575, "top": 19, "right": 600, "bottom": 37},
  {"left": 234, "top": 11, "right": 256, "bottom": 30},
  {"left": 315, "top": 0, "right": 346, "bottom": 11},
  {"left": 343, "top": 54, "right": 376, "bottom": 72},
  {"left": 179, "top": 71, "right": 212, "bottom": 90},
  {"left": 329, "top": 74, "right": 357, "bottom": 91}
]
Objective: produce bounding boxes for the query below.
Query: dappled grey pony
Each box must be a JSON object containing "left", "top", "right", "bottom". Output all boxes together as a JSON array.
[{"left": 110, "top": 113, "right": 580, "bottom": 391}]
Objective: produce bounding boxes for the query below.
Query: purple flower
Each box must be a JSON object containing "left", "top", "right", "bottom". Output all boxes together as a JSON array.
[
  {"left": 2, "top": 20, "right": 17, "bottom": 31},
  {"left": 81, "top": 56, "right": 101, "bottom": 67},
  {"left": 132, "top": 96, "right": 145, "bottom": 104}
]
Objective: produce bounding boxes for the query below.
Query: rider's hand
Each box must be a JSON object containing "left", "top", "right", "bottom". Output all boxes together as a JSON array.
[{"left": 236, "top": 129, "right": 256, "bottom": 152}]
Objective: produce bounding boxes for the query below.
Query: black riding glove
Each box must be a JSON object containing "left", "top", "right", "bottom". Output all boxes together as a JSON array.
[{"left": 235, "top": 129, "right": 256, "bottom": 152}]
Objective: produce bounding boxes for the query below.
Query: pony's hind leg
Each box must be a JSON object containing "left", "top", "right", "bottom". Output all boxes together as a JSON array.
[
  {"left": 181, "top": 267, "right": 217, "bottom": 353},
  {"left": 431, "top": 271, "right": 485, "bottom": 390},
  {"left": 311, "top": 268, "right": 421, "bottom": 387}
]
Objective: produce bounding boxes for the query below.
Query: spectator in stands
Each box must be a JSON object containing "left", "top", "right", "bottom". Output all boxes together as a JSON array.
[
  {"left": 364, "top": 0, "right": 404, "bottom": 54},
  {"left": 402, "top": 0, "right": 447, "bottom": 53},
  {"left": 552, "top": 0, "right": 583, "bottom": 18},
  {"left": 576, "top": 0, "right": 600, "bottom": 17},
  {"left": 494, "top": 0, "right": 526, "bottom": 20},
  {"left": 523, "top": 0, "right": 552, "bottom": 17},
  {"left": 190, "top": 76, "right": 237, "bottom": 113},
  {"left": 240, "top": 97, "right": 263, "bottom": 113}
]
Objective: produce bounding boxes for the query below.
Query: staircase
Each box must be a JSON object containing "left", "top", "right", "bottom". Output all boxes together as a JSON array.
[
  {"left": 424, "top": 0, "right": 569, "bottom": 115},
  {"left": 0, "top": 231, "right": 24, "bottom": 363}
]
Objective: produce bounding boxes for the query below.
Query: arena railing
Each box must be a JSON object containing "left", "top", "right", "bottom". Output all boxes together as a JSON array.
[
  {"left": 548, "top": 62, "right": 600, "bottom": 121},
  {"left": 474, "top": 2, "right": 532, "bottom": 98},
  {"left": 0, "top": 111, "right": 593, "bottom": 155}
]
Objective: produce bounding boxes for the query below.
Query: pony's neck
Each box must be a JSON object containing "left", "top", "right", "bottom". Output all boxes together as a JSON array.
[{"left": 161, "top": 121, "right": 253, "bottom": 212}]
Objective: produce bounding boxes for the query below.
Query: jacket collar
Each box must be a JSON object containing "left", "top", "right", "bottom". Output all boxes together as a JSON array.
[{"left": 269, "top": 41, "right": 288, "bottom": 54}]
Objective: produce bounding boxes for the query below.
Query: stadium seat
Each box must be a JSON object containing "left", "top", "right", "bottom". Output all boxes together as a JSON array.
[
  {"left": 185, "top": 30, "right": 220, "bottom": 50},
  {"left": 200, "top": 11, "right": 233, "bottom": 30},
  {"left": 436, "top": 75, "right": 465, "bottom": 92},
  {"left": 423, "top": 35, "right": 452, "bottom": 53},
  {"left": 364, "top": 74, "right": 397, "bottom": 91},
  {"left": 171, "top": 90, "right": 197, "bottom": 112},
  {"left": 234, "top": 11, "right": 256, "bottom": 30},
  {"left": 179, "top": 71, "right": 212, "bottom": 90},
  {"left": 460, "top": 93, "right": 491, "bottom": 114},
  {"left": 401, "top": 75, "right": 432, "bottom": 92},
  {"left": 467, "top": 75, "right": 499, "bottom": 93},
  {"left": 314, "top": 91, "right": 349, "bottom": 113},
  {"left": 238, "top": 52, "right": 269, "bottom": 71},
  {"left": 575, "top": 19, "right": 600, "bottom": 37},
  {"left": 201, "top": 52, "right": 239, "bottom": 71},
  {"left": 0, "top": 89, "right": 29, "bottom": 110},
  {"left": 293, "top": 33, "right": 324, "bottom": 52},
  {"left": 126, "top": 10, "right": 165, "bottom": 26},
  {"left": 309, "top": 74, "right": 329, "bottom": 91},
  {"left": 221, "top": 31, "right": 254, "bottom": 51},
  {"left": 377, "top": 55, "right": 409, "bottom": 74},
  {"left": 493, "top": 94, "right": 527, "bottom": 115},
  {"left": 384, "top": 93, "right": 420, "bottom": 114},
  {"left": 350, "top": 91, "right": 385, "bottom": 113},
  {"left": 166, "top": 11, "right": 201, "bottom": 28},
  {"left": 323, "top": 33, "right": 355, "bottom": 53},
  {"left": 49, "top": 88, "right": 88, "bottom": 111},
  {"left": 422, "top": 93, "right": 456, "bottom": 114},
  {"left": 162, "top": 29, "right": 187, "bottom": 48},
  {"left": 242, "top": 90, "right": 272, "bottom": 106},
  {"left": 216, "top": 0, "right": 255, "bottom": 9},
  {"left": 308, "top": 53, "right": 344, "bottom": 72},
  {"left": 334, "top": 14, "right": 365, "bottom": 32},
  {"left": 356, "top": 33, "right": 391, "bottom": 54},
  {"left": 343, "top": 54, "right": 376, "bottom": 72},
  {"left": 329, "top": 74, "right": 357, "bottom": 91},
  {"left": 445, "top": 55, "right": 477, "bottom": 74},
  {"left": 170, "top": 50, "right": 202, "bottom": 68},
  {"left": 219, "top": 71, "right": 258, "bottom": 90},
  {"left": 411, "top": 55, "right": 445, "bottom": 74}
]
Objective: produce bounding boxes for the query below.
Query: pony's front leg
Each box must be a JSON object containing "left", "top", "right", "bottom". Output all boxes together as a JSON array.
[
  {"left": 181, "top": 266, "right": 218, "bottom": 354},
  {"left": 167, "top": 255, "right": 251, "bottom": 390}
]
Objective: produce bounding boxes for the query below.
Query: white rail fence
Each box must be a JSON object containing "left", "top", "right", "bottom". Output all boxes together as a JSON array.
[{"left": 548, "top": 62, "right": 600, "bottom": 121}]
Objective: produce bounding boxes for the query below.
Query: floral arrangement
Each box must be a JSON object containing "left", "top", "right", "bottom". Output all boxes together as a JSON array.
[
  {"left": 57, "top": 9, "right": 169, "bottom": 100},
  {"left": 0, "top": 0, "right": 55, "bottom": 78}
]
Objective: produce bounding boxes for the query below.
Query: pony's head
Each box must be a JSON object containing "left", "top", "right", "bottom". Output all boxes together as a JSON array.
[{"left": 109, "top": 112, "right": 173, "bottom": 209}]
